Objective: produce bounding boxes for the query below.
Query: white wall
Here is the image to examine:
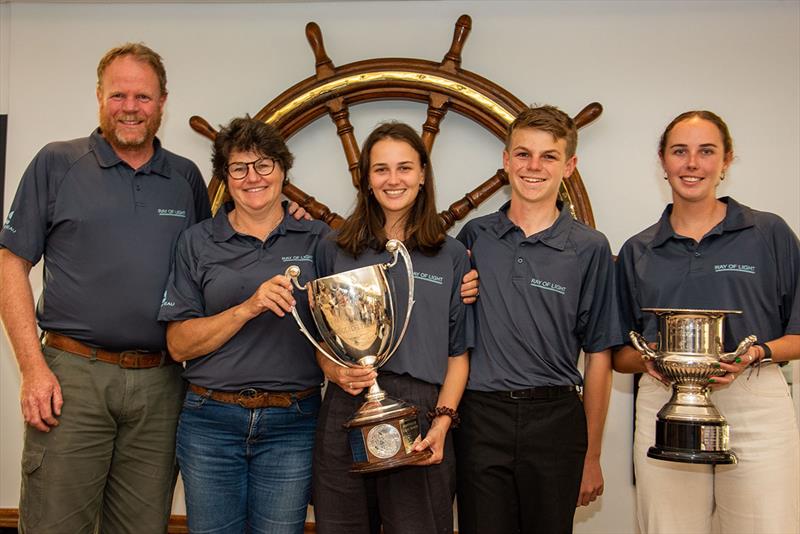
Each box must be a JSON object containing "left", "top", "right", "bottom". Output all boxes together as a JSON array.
[{"left": 1, "top": 1, "right": 798, "bottom": 532}]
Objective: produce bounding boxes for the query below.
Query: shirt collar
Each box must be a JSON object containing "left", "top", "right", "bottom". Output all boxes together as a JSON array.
[
  {"left": 212, "top": 201, "right": 308, "bottom": 243},
  {"left": 90, "top": 128, "right": 171, "bottom": 177},
  {"left": 491, "top": 201, "right": 517, "bottom": 238},
  {"left": 651, "top": 196, "right": 755, "bottom": 247},
  {"left": 212, "top": 202, "right": 238, "bottom": 242},
  {"left": 718, "top": 197, "right": 755, "bottom": 232},
  {"left": 492, "top": 200, "right": 574, "bottom": 251}
]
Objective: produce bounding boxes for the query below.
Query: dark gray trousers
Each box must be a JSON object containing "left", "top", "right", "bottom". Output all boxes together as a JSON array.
[{"left": 312, "top": 373, "right": 456, "bottom": 534}]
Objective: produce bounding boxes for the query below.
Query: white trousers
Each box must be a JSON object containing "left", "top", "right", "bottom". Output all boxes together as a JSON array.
[{"left": 634, "top": 365, "right": 800, "bottom": 534}]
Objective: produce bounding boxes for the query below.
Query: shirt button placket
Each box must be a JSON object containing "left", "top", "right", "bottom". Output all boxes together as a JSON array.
[
  {"left": 515, "top": 242, "right": 527, "bottom": 275},
  {"left": 689, "top": 243, "right": 703, "bottom": 273},
  {"left": 132, "top": 172, "right": 145, "bottom": 210}
]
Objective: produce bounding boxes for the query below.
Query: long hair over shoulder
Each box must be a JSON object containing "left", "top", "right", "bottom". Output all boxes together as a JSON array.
[{"left": 336, "top": 122, "right": 445, "bottom": 257}]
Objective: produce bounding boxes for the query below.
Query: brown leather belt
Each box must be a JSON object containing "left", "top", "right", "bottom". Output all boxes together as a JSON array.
[
  {"left": 43, "top": 331, "right": 173, "bottom": 369},
  {"left": 188, "top": 383, "right": 320, "bottom": 409}
]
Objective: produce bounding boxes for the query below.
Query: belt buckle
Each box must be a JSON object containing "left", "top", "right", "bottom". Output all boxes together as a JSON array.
[
  {"left": 119, "top": 350, "right": 144, "bottom": 369},
  {"left": 237, "top": 388, "right": 262, "bottom": 408},
  {"left": 509, "top": 388, "right": 533, "bottom": 400}
]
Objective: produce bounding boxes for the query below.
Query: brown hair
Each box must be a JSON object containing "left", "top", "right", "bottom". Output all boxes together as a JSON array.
[
  {"left": 506, "top": 105, "right": 578, "bottom": 158},
  {"left": 336, "top": 122, "right": 444, "bottom": 257},
  {"left": 212, "top": 117, "right": 294, "bottom": 186},
  {"left": 658, "top": 110, "right": 734, "bottom": 158},
  {"left": 97, "top": 43, "right": 168, "bottom": 96}
]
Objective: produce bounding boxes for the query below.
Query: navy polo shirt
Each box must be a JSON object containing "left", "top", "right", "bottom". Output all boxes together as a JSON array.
[
  {"left": 457, "top": 201, "right": 622, "bottom": 391},
  {"left": 0, "top": 129, "right": 211, "bottom": 351},
  {"left": 617, "top": 197, "right": 800, "bottom": 350},
  {"left": 158, "top": 202, "right": 330, "bottom": 391},
  {"left": 314, "top": 234, "right": 472, "bottom": 386}
]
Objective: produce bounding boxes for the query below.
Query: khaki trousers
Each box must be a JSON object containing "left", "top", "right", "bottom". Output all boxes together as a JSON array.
[
  {"left": 634, "top": 365, "right": 799, "bottom": 534},
  {"left": 19, "top": 345, "right": 184, "bottom": 534}
]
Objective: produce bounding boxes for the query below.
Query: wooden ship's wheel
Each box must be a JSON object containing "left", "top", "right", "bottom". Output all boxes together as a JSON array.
[{"left": 190, "top": 14, "right": 602, "bottom": 229}]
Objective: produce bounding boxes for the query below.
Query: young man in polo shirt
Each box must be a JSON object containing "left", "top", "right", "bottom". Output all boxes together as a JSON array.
[
  {"left": 455, "top": 105, "right": 620, "bottom": 534},
  {"left": 0, "top": 44, "right": 211, "bottom": 533}
]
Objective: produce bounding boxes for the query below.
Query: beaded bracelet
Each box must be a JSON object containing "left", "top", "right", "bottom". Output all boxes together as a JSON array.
[{"left": 427, "top": 406, "right": 460, "bottom": 428}]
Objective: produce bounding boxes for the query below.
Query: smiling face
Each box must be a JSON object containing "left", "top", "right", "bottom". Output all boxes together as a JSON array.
[
  {"left": 367, "top": 138, "right": 425, "bottom": 229},
  {"left": 504, "top": 127, "right": 576, "bottom": 208},
  {"left": 226, "top": 149, "right": 285, "bottom": 216},
  {"left": 660, "top": 117, "right": 732, "bottom": 204},
  {"left": 97, "top": 55, "right": 166, "bottom": 154}
]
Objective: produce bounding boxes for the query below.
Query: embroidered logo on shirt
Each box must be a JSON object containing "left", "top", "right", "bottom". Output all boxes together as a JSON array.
[
  {"left": 414, "top": 271, "right": 444, "bottom": 285},
  {"left": 157, "top": 208, "right": 187, "bottom": 218},
  {"left": 714, "top": 264, "right": 756, "bottom": 274},
  {"left": 160, "top": 290, "right": 175, "bottom": 308},
  {"left": 3, "top": 211, "right": 16, "bottom": 233},
  {"left": 530, "top": 277, "right": 566, "bottom": 295},
  {"left": 282, "top": 255, "right": 314, "bottom": 263}
]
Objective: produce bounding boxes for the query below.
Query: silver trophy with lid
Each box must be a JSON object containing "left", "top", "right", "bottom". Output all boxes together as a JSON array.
[
  {"left": 286, "top": 239, "right": 431, "bottom": 473},
  {"left": 630, "top": 308, "right": 756, "bottom": 464}
]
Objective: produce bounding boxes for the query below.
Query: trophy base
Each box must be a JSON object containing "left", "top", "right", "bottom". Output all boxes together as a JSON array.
[
  {"left": 647, "top": 445, "right": 737, "bottom": 465},
  {"left": 648, "top": 419, "right": 737, "bottom": 465},
  {"left": 351, "top": 448, "right": 433, "bottom": 474},
  {"left": 345, "top": 403, "right": 432, "bottom": 473}
]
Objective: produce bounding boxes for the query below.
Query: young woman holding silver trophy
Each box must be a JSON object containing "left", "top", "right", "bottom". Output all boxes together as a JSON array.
[
  {"left": 613, "top": 111, "right": 800, "bottom": 533},
  {"left": 310, "top": 122, "right": 471, "bottom": 533}
]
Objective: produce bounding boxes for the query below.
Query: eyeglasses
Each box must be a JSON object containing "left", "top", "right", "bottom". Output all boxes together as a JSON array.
[{"left": 226, "top": 158, "right": 276, "bottom": 180}]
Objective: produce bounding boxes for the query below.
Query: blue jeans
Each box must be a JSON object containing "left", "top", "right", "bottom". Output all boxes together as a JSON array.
[{"left": 176, "top": 389, "right": 320, "bottom": 534}]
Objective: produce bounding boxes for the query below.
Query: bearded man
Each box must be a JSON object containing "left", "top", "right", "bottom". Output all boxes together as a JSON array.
[{"left": 0, "top": 43, "right": 211, "bottom": 534}]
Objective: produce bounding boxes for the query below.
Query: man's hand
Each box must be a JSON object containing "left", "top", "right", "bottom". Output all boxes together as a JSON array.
[
  {"left": 287, "top": 201, "right": 311, "bottom": 221},
  {"left": 20, "top": 358, "right": 63, "bottom": 432},
  {"left": 460, "top": 268, "right": 479, "bottom": 305},
  {"left": 577, "top": 455, "right": 604, "bottom": 506},
  {"left": 0, "top": 249, "right": 62, "bottom": 431}
]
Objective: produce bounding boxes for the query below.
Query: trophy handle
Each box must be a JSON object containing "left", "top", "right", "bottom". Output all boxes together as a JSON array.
[
  {"left": 285, "top": 265, "right": 307, "bottom": 291},
  {"left": 629, "top": 331, "right": 657, "bottom": 360},
  {"left": 284, "top": 265, "right": 349, "bottom": 369},
  {"left": 719, "top": 335, "right": 757, "bottom": 363},
  {"left": 383, "top": 239, "right": 415, "bottom": 361}
]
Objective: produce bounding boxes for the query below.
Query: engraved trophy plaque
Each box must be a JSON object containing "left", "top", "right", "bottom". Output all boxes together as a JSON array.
[
  {"left": 286, "top": 239, "right": 431, "bottom": 473},
  {"left": 630, "top": 308, "right": 756, "bottom": 465}
]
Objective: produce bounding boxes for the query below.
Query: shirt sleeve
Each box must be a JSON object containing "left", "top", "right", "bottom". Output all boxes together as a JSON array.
[
  {"left": 615, "top": 239, "right": 646, "bottom": 346},
  {"left": 576, "top": 236, "right": 624, "bottom": 353},
  {"left": 770, "top": 216, "right": 800, "bottom": 335},
  {"left": 157, "top": 229, "right": 206, "bottom": 322},
  {"left": 0, "top": 147, "right": 56, "bottom": 264},
  {"left": 314, "top": 232, "right": 338, "bottom": 278},
  {"left": 456, "top": 221, "right": 476, "bottom": 252},
  {"left": 448, "top": 243, "right": 473, "bottom": 356},
  {"left": 186, "top": 164, "right": 212, "bottom": 224}
]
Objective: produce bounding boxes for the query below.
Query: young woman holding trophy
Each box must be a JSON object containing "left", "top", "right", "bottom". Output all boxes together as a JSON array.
[
  {"left": 613, "top": 111, "right": 800, "bottom": 533},
  {"left": 158, "top": 118, "right": 329, "bottom": 534},
  {"left": 310, "top": 122, "right": 471, "bottom": 533}
]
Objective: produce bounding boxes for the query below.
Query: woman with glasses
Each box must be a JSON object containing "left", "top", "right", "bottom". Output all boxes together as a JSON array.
[
  {"left": 158, "top": 117, "right": 329, "bottom": 534},
  {"left": 311, "top": 122, "right": 471, "bottom": 534},
  {"left": 613, "top": 110, "right": 799, "bottom": 533}
]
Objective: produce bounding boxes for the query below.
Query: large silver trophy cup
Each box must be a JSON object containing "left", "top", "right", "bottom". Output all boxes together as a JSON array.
[
  {"left": 286, "top": 239, "right": 432, "bottom": 473},
  {"left": 630, "top": 308, "right": 756, "bottom": 465}
]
